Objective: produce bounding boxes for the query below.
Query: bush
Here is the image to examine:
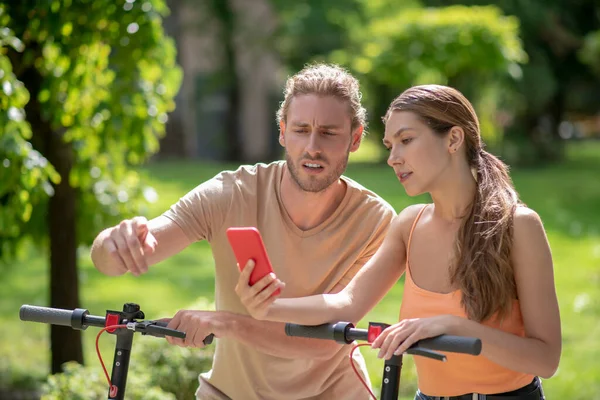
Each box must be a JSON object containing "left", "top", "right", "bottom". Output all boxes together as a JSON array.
[
  {"left": 41, "top": 361, "right": 175, "bottom": 400},
  {"left": 130, "top": 334, "right": 214, "bottom": 399},
  {"left": 41, "top": 298, "right": 215, "bottom": 399},
  {"left": 40, "top": 338, "right": 214, "bottom": 400}
]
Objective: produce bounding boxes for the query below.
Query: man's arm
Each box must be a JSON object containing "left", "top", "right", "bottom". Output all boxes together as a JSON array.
[
  {"left": 167, "top": 283, "right": 349, "bottom": 360},
  {"left": 230, "top": 318, "right": 345, "bottom": 359},
  {"left": 91, "top": 216, "right": 192, "bottom": 276}
]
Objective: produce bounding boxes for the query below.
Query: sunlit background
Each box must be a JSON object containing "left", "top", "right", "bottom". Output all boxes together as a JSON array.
[{"left": 1, "top": 0, "right": 599, "bottom": 399}]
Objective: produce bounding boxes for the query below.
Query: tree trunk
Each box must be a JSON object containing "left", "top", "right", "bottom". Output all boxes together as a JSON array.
[
  {"left": 16, "top": 45, "right": 84, "bottom": 374},
  {"left": 212, "top": 0, "right": 242, "bottom": 161},
  {"left": 47, "top": 133, "right": 82, "bottom": 374}
]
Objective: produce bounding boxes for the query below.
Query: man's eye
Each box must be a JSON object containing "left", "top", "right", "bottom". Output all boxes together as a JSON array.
[{"left": 323, "top": 131, "right": 335, "bottom": 136}]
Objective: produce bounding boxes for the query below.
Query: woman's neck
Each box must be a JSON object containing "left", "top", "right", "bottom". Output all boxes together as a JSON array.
[{"left": 430, "top": 164, "right": 477, "bottom": 223}]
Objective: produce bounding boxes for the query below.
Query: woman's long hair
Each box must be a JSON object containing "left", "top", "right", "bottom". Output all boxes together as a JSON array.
[{"left": 385, "top": 85, "right": 521, "bottom": 321}]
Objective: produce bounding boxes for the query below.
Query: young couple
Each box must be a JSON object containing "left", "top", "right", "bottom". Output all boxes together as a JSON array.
[{"left": 92, "top": 63, "right": 560, "bottom": 400}]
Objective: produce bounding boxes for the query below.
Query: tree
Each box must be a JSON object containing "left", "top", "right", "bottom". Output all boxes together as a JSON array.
[
  {"left": 0, "top": 0, "right": 181, "bottom": 373},
  {"left": 422, "top": 0, "right": 600, "bottom": 164},
  {"left": 328, "top": 5, "right": 527, "bottom": 154},
  {"left": 270, "top": 0, "right": 368, "bottom": 73}
]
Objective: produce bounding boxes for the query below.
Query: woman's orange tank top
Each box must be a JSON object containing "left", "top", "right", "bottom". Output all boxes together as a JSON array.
[{"left": 399, "top": 205, "right": 534, "bottom": 396}]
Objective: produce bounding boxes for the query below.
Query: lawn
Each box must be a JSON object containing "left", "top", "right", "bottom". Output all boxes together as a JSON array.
[{"left": 1, "top": 140, "right": 599, "bottom": 399}]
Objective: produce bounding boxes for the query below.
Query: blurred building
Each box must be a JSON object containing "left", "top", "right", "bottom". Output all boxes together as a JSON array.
[{"left": 160, "top": 0, "right": 283, "bottom": 162}]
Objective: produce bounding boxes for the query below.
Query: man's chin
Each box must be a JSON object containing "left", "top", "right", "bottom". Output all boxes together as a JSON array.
[{"left": 297, "top": 179, "right": 330, "bottom": 193}]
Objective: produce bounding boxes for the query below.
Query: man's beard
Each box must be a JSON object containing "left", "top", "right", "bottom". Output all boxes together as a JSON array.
[{"left": 285, "top": 151, "right": 349, "bottom": 193}]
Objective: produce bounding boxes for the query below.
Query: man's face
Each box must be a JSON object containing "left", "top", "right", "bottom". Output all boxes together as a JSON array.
[{"left": 280, "top": 94, "right": 362, "bottom": 193}]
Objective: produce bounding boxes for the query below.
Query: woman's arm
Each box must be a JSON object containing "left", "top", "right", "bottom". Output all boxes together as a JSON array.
[
  {"left": 373, "top": 207, "right": 562, "bottom": 378},
  {"left": 235, "top": 205, "right": 424, "bottom": 325},
  {"left": 453, "top": 207, "right": 561, "bottom": 377}
]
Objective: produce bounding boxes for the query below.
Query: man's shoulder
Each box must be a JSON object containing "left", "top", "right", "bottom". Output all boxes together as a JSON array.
[
  {"left": 216, "top": 161, "right": 283, "bottom": 186},
  {"left": 342, "top": 175, "right": 396, "bottom": 217}
]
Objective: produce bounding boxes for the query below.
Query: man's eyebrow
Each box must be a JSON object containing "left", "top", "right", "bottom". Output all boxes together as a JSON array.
[
  {"left": 318, "top": 124, "right": 343, "bottom": 130},
  {"left": 289, "top": 121, "right": 343, "bottom": 129},
  {"left": 290, "top": 121, "right": 310, "bottom": 127}
]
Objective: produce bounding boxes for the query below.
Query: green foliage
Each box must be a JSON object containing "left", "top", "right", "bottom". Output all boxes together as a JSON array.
[
  {"left": 328, "top": 5, "right": 526, "bottom": 149},
  {"left": 41, "top": 361, "right": 175, "bottom": 400},
  {"left": 130, "top": 338, "right": 214, "bottom": 399},
  {"left": 0, "top": 0, "right": 182, "bottom": 259},
  {"left": 0, "top": 10, "right": 61, "bottom": 258},
  {"left": 580, "top": 30, "right": 600, "bottom": 76},
  {"left": 336, "top": 6, "right": 526, "bottom": 85},
  {"left": 421, "top": 0, "right": 600, "bottom": 163},
  {"left": 41, "top": 329, "right": 214, "bottom": 400},
  {"left": 270, "top": 0, "right": 366, "bottom": 72}
]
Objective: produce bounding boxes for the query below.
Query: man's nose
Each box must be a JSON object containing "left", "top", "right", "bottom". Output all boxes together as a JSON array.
[{"left": 305, "top": 131, "right": 322, "bottom": 156}]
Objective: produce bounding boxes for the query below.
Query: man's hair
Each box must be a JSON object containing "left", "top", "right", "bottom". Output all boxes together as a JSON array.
[{"left": 276, "top": 63, "right": 367, "bottom": 136}]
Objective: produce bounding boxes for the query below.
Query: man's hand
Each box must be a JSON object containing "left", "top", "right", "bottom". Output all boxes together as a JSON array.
[
  {"left": 165, "top": 310, "right": 233, "bottom": 348},
  {"left": 234, "top": 260, "right": 285, "bottom": 320},
  {"left": 98, "top": 217, "right": 158, "bottom": 276}
]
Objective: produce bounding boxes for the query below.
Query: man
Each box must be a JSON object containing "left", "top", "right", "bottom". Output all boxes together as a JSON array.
[{"left": 91, "top": 63, "right": 396, "bottom": 400}]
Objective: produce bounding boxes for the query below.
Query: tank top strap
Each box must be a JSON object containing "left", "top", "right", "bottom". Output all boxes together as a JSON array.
[{"left": 406, "top": 204, "right": 429, "bottom": 262}]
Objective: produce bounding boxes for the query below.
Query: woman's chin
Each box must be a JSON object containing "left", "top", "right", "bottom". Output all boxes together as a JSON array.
[{"left": 403, "top": 186, "right": 425, "bottom": 197}]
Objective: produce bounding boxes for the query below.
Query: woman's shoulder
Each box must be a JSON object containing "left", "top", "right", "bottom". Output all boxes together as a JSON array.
[
  {"left": 514, "top": 205, "right": 545, "bottom": 232},
  {"left": 390, "top": 203, "right": 429, "bottom": 239},
  {"left": 512, "top": 205, "right": 548, "bottom": 250}
]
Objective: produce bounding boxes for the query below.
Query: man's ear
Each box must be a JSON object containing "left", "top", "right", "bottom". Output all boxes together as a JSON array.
[
  {"left": 279, "top": 120, "right": 286, "bottom": 147},
  {"left": 350, "top": 125, "right": 364, "bottom": 152},
  {"left": 447, "top": 126, "right": 465, "bottom": 154}
]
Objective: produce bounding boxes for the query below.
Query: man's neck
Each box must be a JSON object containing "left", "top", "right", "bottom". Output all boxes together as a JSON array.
[{"left": 279, "top": 168, "right": 347, "bottom": 231}]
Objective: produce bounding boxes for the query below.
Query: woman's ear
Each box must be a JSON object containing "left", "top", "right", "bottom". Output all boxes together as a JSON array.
[{"left": 448, "top": 126, "right": 465, "bottom": 154}]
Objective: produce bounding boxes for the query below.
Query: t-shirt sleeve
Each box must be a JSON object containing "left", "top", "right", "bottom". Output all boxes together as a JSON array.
[
  {"left": 334, "top": 204, "right": 396, "bottom": 289},
  {"left": 161, "top": 172, "right": 235, "bottom": 242}
]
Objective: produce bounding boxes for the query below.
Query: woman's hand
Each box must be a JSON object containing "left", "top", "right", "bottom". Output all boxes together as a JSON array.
[
  {"left": 371, "top": 315, "right": 455, "bottom": 359},
  {"left": 234, "top": 259, "right": 285, "bottom": 320}
]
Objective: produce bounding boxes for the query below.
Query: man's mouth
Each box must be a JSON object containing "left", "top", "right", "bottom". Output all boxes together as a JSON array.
[{"left": 303, "top": 162, "right": 323, "bottom": 169}]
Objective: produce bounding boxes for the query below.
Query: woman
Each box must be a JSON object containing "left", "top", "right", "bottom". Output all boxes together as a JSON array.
[{"left": 235, "top": 85, "right": 561, "bottom": 399}]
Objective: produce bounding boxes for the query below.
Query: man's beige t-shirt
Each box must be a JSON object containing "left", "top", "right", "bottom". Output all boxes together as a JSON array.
[{"left": 163, "top": 161, "right": 396, "bottom": 400}]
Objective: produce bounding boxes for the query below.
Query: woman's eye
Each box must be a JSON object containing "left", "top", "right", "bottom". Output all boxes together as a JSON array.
[{"left": 401, "top": 138, "right": 413, "bottom": 145}]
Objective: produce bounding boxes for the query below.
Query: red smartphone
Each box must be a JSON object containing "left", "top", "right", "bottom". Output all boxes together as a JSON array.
[{"left": 226, "top": 227, "right": 281, "bottom": 296}]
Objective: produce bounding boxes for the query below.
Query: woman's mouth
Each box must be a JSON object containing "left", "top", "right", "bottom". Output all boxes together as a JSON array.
[{"left": 397, "top": 172, "right": 412, "bottom": 183}]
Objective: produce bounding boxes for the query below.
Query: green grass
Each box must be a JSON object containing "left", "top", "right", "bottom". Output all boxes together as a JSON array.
[{"left": 1, "top": 140, "right": 599, "bottom": 399}]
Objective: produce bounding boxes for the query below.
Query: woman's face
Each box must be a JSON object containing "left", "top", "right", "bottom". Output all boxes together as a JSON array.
[{"left": 383, "top": 111, "right": 452, "bottom": 196}]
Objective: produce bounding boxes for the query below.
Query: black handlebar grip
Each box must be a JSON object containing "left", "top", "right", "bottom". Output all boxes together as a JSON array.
[
  {"left": 285, "top": 322, "right": 353, "bottom": 344},
  {"left": 416, "top": 335, "right": 482, "bottom": 355},
  {"left": 19, "top": 305, "right": 74, "bottom": 327}
]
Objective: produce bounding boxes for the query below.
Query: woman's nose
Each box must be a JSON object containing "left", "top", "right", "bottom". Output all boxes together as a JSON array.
[{"left": 387, "top": 148, "right": 404, "bottom": 167}]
